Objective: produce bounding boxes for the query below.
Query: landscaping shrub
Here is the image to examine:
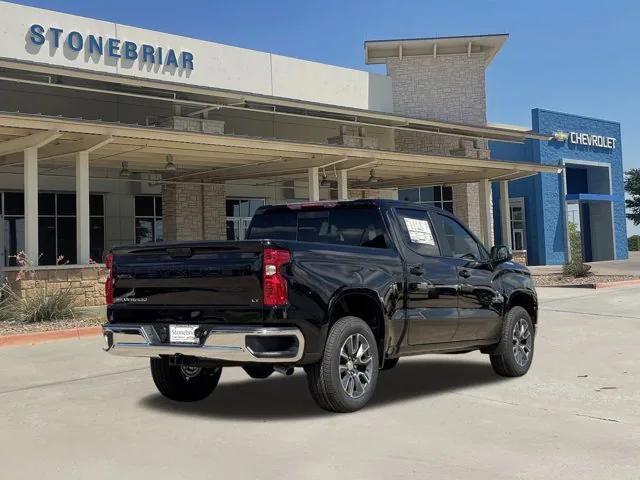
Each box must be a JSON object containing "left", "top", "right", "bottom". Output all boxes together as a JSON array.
[
  {"left": 0, "top": 283, "right": 77, "bottom": 323},
  {"left": 562, "top": 221, "right": 592, "bottom": 278},
  {"left": 1, "top": 252, "right": 79, "bottom": 323}
]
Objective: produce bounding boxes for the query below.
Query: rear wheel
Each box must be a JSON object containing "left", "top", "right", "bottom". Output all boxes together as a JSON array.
[
  {"left": 306, "top": 316, "right": 379, "bottom": 413},
  {"left": 489, "top": 306, "right": 534, "bottom": 377},
  {"left": 150, "top": 358, "right": 222, "bottom": 401}
]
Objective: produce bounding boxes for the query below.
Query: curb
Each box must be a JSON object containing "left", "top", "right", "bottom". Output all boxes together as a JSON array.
[
  {"left": 592, "top": 279, "right": 640, "bottom": 289},
  {"left": 547, "top": 279, "right": 640, "bottom": 289},
  {"left": 0, "top": 326, "right": 102, "bottom": 348}
]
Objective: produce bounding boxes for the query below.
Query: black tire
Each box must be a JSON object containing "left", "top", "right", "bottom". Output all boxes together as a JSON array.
[
  {"left": 490, "top": 306, "right": 535, "bottom": 377},
  {"left": 306, "top": 316, "right": 379, "bottom": 413},
  {"left": 150, "top": 358, "right": 222, "bottom": 402},
  {"left": 243, "top": 365, "right": 274, "bottom": 379},
  {"left": 381, "top": 357, "right": 399, "bottom": 370}
]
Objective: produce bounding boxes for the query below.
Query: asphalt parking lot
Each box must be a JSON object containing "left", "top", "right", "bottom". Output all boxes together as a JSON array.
[{"left": 1, "top": 287, "right": 638, "bottom": 479}]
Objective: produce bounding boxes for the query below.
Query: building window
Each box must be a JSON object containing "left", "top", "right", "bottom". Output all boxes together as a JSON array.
[
  {"left": 510, "top": 198, "right": 526, "bottom": 251},
  {"left": 398, "top": 186, "right": 453, "bottom": 213},
  {"left": 226, "top": 198, "right": 265, "bottom": 240},
  {"left": 1, "top": 192, "right": 104, "bottom": 266},
  {"left": 1, "top": 192, "right": 25, "bottom": 267},
  {"left": 135, "top": 196, "right": 163, "bottom": 244}
]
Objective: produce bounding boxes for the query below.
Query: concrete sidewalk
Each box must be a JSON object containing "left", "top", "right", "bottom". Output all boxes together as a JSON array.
[
  {"left": 0, "top": 287, "right": 638, "bottom": 479},
  {"left": 529, "top": 251, "right": 640, "bottom": 276}
]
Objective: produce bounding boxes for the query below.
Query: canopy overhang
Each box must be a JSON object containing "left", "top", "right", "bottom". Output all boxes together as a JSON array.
[{"left": 0, "top": 112, "right": 560, "bottom": 188}]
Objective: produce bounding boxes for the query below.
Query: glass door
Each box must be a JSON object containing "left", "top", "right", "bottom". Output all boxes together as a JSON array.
[{"left": 225, "top": 198, "right": 265, "bottom": 240}]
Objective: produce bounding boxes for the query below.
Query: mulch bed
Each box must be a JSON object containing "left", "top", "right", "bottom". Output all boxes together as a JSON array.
[
  {"left": 533, "top": 274, "right": 639, "bottom": 288},
  {"left": 0, "top": 316, "right": 103, "bottom": 337}
]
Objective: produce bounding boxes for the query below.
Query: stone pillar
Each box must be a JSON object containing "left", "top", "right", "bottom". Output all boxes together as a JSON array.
[
  {"left": 383, "top": 51, "right": 491, "bottom": 237},
  {"left": 203, "top": 183, "right": 227, "bottom": 240},
  {"left": 162, "top": 180, "right": 226, "bottom": 242}
]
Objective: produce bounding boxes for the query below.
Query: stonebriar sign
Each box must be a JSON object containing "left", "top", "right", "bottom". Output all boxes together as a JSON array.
[{"left": 28, "top": 24, "right": 194, "bottom": 70}]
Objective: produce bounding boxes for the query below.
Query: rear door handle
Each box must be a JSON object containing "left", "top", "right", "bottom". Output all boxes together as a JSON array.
[
  {"left": 459, "top": 269, "right": 471, "bottom": 279},
  {"left": 409, "top": 265, "right": 424, "bottom": 276}
]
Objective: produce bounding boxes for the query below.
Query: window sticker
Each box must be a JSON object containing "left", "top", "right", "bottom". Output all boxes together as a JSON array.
[{"left": 403, "top": 217, "right": 435, "bottom": 245}]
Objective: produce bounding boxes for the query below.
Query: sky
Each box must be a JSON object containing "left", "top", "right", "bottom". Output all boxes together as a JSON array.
[{"left": 11, "top": 0, "right": 640, "bottom": 234}]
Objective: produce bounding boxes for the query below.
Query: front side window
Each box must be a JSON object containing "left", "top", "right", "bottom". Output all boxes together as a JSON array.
[
  {"left": 433, "top": 213, "right": 487, "bottom": 261},
  {"left": 395, "top": 208, "right": 440, "bottom": 257}
]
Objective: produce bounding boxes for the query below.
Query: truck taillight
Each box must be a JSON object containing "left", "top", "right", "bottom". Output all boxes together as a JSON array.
[
  {"left": 263, "top": 248, "right": 291, "bottom": 307},
  {"left": 104, "top": 253, "right": 114, "bottom": 305}
]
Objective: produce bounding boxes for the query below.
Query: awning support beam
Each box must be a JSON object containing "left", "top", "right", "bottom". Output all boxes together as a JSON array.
[
  {"left": 40, "top": 135, "right": 113, "bottom": 160},
  {"left": 0, "top": 130, "right": 61, "bottom": 156}
]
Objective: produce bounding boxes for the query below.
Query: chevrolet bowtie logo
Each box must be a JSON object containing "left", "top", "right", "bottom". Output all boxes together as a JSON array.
[{"left": 552, "top": 131, "right": 568, "bottom": 142}]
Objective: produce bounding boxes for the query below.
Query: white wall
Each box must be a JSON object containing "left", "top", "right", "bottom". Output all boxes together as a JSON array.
[{"left": 0, "top": 1, "right": 393, "bottom": 112}]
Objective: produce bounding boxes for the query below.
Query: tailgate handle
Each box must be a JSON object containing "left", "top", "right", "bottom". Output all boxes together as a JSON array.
[{"left": 167, "top": 247, "right": 193, "bottom": 258}]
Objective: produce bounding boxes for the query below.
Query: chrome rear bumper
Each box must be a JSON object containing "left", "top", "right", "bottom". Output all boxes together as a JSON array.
[{"left": 102, "top": 324, "right": 304, "bottom": 363}]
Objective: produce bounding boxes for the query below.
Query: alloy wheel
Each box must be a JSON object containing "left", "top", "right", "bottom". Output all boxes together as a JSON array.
[
  {"left": 339, "top": 333, "right": 373, "bottom": 398},
  {"left": 512, "top": 318, "right": 532, "bottom": 367}
]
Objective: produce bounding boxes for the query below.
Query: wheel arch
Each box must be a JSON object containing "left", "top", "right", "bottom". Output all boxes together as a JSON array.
[
  {"left": 506, "top": 290, "right": 538, "bottom": 325},
  {"left": 327, "top": 288, "right": 388, "bottom": 367}
]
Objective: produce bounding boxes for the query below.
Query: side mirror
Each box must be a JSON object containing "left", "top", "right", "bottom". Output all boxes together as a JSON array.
[{"left": 491, "top": 245, "right": 512, "bottom": 264}]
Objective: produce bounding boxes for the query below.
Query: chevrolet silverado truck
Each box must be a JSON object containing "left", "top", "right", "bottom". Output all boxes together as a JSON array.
[{"left": 102, "top": 199, "right": 537, "bottom": 413}]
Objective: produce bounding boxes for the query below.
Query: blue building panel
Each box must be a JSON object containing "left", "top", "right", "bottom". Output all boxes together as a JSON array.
[{"left": 490, "top": 108, "right": 628, "bottom": 265}]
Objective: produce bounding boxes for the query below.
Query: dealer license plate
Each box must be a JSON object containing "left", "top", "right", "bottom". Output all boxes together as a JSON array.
[{"left": 169, "top": 325, "right": 199, "bottom": 344}]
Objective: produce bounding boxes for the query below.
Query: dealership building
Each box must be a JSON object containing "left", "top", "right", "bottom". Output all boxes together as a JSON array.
[{"left": 0, "top": 1, "right": 627, "bottom": 305}]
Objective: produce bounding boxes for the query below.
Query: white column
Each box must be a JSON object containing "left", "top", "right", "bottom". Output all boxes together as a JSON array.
[
  {"left": 499, "top": 180, "right": 512, "bottom": 248},
  {"left": 76, "top": 151, "right": 91, "bottom": 264},
  {"left": 308, "top": 167, "right": 320, "bottom": 201},
  {"left": 478, "top": 179, "right": 493, "bottom": 246},
  {"left": 24, "top": 147, "right": 39, "bottom": 265},
  {"left": 337, "top": 170, "right": 348, "bottom": 201}
]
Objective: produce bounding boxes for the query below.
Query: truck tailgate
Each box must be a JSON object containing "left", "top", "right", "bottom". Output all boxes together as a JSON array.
[{"left": 111, "top": 241, "right": 264, "bottom": 307}]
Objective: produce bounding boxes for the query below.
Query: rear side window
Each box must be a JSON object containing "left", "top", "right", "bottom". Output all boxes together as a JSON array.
[
  {"left": 246, "top": 206, "right": 388, "bottom": 249},
  {"left": 395, "top": 208, "right": 440, "bottom": 257},
  {"left": 246, "top": 209, "right": 297, "bottom": 240}
]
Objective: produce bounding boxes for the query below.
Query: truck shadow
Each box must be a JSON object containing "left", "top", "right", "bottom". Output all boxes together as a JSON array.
[{"left": 139, "top": 357, "right": 509, "bottom": 420}]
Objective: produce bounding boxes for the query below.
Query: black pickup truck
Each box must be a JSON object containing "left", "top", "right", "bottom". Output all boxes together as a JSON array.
[{"left": 103, "top": 199, "right": 537, "bottom": 412}]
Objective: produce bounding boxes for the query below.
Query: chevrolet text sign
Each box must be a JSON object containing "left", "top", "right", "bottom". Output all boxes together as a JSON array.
[{"left": 569, "top": 132, "right": 616, "bottom": 149}]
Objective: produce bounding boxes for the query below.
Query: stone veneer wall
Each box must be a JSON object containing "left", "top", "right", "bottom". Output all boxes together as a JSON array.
[
  {"left": 162, "top": 181, "right": 226, "bottom": 241},
  {"left": 385, "top": 53, "right": 493, "bottom": 239},
  {"left": 4, "top": 266, "right": 108, "bottom": 307}
]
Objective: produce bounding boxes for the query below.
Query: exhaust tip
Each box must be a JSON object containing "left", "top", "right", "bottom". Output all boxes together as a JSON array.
[{"left": 274, "top": 365, "right": 294, "bottom": 376}]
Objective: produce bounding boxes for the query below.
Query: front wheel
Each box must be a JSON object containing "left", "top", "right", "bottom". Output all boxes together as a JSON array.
[
  {"left": 306, "top": 316, "right": 379, "bottom": 413},
  {"left": 150, "top": 358, "right": 222, "bottom": 401},
  {"left": 489, "top": 306, "right": 534, "bottom": 377}
]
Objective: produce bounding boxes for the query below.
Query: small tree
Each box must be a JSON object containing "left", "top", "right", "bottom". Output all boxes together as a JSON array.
[
  {"left": 563, "top": 221, "right": 591, "bottom": 277},
  {"left": 629, "top": 235, "right": 640, "bottom": 252},
  {"left": 626, "top": 169, "right": 640, "bottom": 226}
]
